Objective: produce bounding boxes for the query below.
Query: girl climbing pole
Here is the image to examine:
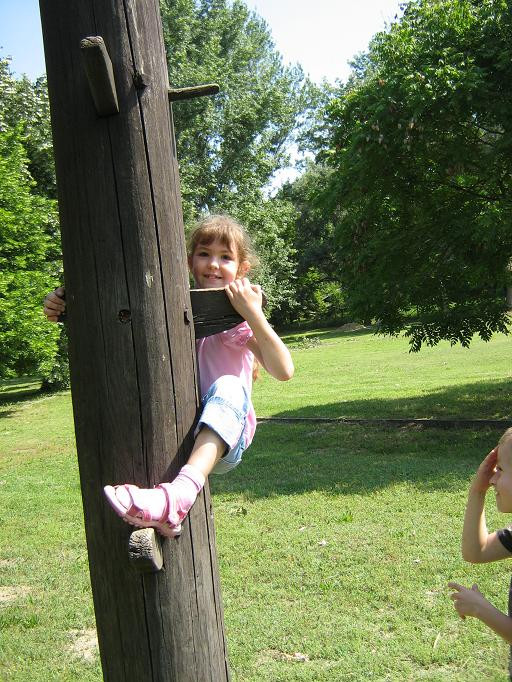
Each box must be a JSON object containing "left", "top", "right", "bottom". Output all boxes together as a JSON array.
[{"left": 44, "top": 214, "right": 294, "bottom": 537}]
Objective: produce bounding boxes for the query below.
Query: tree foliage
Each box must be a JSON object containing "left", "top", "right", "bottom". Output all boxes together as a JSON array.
[
  {"left": 319, "top": 0, "right": 512, "bottom": 349},
  {"left": 277, "top": 163, "right": 347, "bottom": 325},
  {"left": 160, "top": 0, "right": 306, "bottom": 218},
  {"left": 237, "top": 193, "right": 298, "bottom": 321},
  {"left": 160, "top": 0, "right": 308, "bottom": 314},
  {"left": 0, "top": 59, "right": 55, "bottom": 198},
  {"left": 0, "top": 58, "right": 63, "bottom": 382},
  {"left": 0, "top": 129, "right": 60, "bottom": 378}
]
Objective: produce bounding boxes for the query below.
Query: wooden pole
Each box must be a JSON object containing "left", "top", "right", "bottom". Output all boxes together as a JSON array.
[{"left": 37, "top": 1, "right": 230, "bottom": 679}]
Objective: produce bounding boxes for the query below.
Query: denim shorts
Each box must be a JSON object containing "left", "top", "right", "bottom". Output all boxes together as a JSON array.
[{"left": 195, "top": 375, "right": 250, "bottom": 474}]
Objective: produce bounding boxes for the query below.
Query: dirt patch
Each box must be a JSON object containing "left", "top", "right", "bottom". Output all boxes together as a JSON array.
[
  {"left": 261, "top": 649, "right": 310, "bottom": 663},
  {"left": 0, "top": 585, "right": 31, "bottom": 604},
  {"left": 0, "top": 558, "right": 20, "bottom": 569},
  {"left": 399, "top": 422, "right": 426, "bottom": 432},
  {"left": 336, "top": 322, "right": 367, "bottom": 332},
  {"left": 68, "top": 628, "right": 99, "bottom": 663}
]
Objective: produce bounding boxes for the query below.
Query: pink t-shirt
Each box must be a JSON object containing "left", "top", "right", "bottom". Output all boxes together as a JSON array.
[{"left": 195, "top": 322, "right": 256, "bottom": 447}]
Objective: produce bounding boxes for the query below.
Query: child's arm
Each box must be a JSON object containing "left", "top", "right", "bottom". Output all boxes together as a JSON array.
[
  {"left": 447, "top": 447, "right": 512, "bottom": 644},
  {"left": 225, "top": 278, "right": 294, "bottom": 382},
  {"left": 43, "top": 287, "right": 66, "bottom": 322},
  {"left": 461, "top": 447, "right": 510, "bottom": 563},
  {"left": 448, "top": 582, "right": 512, "bottom": 644}
]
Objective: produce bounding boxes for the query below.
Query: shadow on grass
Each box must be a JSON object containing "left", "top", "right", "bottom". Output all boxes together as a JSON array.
[
  {"left": 210, "top": 422, "right": 501, "bottom": 501},
  {"left": 0, "top": 376, "right": 42, "bottom": 406},
  {"left": 0, "top": 376, "right": 59, "bottom": 420},
  {"left": 262, "top": 376, "right": 512, "bottom": 421}
]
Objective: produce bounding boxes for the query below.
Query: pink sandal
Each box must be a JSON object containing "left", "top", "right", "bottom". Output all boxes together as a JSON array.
[{"left": 103, "top": 483, "right": 183, "bottom": 538}]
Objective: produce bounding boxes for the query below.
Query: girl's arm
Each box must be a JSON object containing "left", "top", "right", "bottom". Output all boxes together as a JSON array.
[
  {"left": 448, "top": 582, "right": 512, "bottom": 643},
  {"left": 225, "top": 278, "right": 294, "bottom": 382},
  {"left": 246, "top": 318, "right": 294, "bottom": 382},
  {"left": 461, "top": 448, "right": 509, "bottom": 563}
]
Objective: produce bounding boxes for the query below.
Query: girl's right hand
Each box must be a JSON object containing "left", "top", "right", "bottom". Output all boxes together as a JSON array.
[
  {"left": 472, "top": 447, "right": 498, "bottom": 493},
  {"left": 43, "top": 286, "right": 66, "bottom": 322},
  {"left": 225, "top": 278, "right": 263, "bottom": 323}
]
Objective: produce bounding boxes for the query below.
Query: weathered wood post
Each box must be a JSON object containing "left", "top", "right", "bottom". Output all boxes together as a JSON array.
[{"left": 38, "top": 1, "right": 230, "bottom": 679}]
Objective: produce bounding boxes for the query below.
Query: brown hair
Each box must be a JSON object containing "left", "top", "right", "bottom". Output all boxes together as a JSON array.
[{"left": 187, "top": 214, "right": 259, "bottom": 274}]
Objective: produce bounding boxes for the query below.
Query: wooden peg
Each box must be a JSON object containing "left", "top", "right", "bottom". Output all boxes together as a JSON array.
[
  {"left": 128, "top": 528, "right": 164, "bottom": 573},
  {"left": 190, "top": 288, "right": 243, "bottom": 338},
  {"left": 57, "top": 286, "right": 265, "bottom": 336},
  {"left": 190, "top": 287, "right": 266, "bottom": 338},
  {"left": 80, "top": 36, "right": 119, "bottom": 117},
  {"left": 168, "top": 84, "right": 220, "bottom": 102}
]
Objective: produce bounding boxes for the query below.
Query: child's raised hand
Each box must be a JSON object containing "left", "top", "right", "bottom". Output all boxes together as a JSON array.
[
  {"left": 448, "top": 582, "right": 488, "bottom": 620},
  {"left": 43, "top": 286, "right": 66, "bottom": 322},
  {"left": 225, "top": 278, "right": 263, "bottom": 322},
  {"left": 472, "top": 447, "right": 498, "bottom": 493}
]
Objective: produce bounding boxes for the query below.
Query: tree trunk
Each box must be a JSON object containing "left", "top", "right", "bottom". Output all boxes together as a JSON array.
[{"left": 38, "top": 0, "right": 230, "bottom": 679}]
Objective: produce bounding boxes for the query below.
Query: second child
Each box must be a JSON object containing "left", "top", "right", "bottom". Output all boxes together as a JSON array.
[{"left": 449, "top": 428, "right": 512, "bottom": 677}]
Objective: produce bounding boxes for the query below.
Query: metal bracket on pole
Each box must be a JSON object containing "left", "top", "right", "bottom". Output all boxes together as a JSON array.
[{"left": 80, "top": 36, "right": 119, "bottom": 117}]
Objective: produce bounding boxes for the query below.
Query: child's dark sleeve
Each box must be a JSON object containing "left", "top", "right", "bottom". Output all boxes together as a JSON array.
[{"left": 497, "top": 528, "right": 512, "bottom": 553}]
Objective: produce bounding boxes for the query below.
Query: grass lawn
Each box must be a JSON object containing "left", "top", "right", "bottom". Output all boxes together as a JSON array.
[
  {"left": 1, "top": 328, "right": 511, "bottom": 681},
  {"left": 256, "top": 326, "right": 512, "bottom": 420}
]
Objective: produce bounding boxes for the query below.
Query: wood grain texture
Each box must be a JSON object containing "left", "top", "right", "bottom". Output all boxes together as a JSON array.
[{"left": 38, "top": 1, "right": 230, "bottom": 679}]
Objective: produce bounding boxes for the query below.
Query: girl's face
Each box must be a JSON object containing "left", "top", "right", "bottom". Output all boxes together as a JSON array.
[
  {"left": 189, "top": 238, "right": 249, "bottom": 289},
  {"left": 490, "top": 441, "right": 512, "bottom": 513}
]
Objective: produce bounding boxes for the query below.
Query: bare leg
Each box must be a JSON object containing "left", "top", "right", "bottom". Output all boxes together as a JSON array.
[{"left": 187, "top": 426, "right": 227, "bottom": 478}]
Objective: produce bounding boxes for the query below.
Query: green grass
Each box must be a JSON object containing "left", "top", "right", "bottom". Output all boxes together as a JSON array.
[
  {"left": 213, "top": 424, "right": 510, "bottom": 681},
  {"left": 1, "top": 329, "right": 511, "bottom": 681},
  {"left": 254, "top": 327, "right": 511, "bottom": 420}
]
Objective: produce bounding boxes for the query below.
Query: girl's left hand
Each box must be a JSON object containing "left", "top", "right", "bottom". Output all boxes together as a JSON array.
[
  {"left": 448, "top": 582, "right": 487, "bottom": 619},
  {"left": 225, "top": 278, "right": 263, "bottom": 321}
]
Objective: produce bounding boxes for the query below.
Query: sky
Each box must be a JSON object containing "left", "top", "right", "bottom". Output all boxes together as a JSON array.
[{"left": 0, "top": 0, "right": 403, "bottom": 84}]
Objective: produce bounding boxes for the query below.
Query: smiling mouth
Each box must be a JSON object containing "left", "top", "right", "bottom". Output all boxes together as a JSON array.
[{"left": 201, "top": 275, "right": 224, "bottom": 287}]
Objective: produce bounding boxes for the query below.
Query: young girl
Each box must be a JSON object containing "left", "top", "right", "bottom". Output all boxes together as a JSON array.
[
  {"left": 44, "top": 214, "right": 294, "bottom": 537},
  {"left": 449, "top": 428, "right": 512, "bottom": 676}
]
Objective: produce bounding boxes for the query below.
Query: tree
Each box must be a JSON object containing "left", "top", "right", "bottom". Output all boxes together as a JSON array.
[
  {"left": 236, "top": 192, "right": 298, "bottom": 321},
  {"left": 0, "top": 57, "right": 66, "bottom": 385},
  {"left": 0, "top": 59, "right": 55, "bottom": 198},
  {"left": 319, "top": 0, "right": 512, "bottom": 349},
  {"left": 0, "top": 122, "right": 60, "bottom": 377},
  {"left": 160, "top": 0, "right": 306, "bottom": 221},
  {"left": 160, "top": 0, "right": 310, "bottom": 318},
  {"left": 278, "top": 163, "right": 346, "bottom": 325}
]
